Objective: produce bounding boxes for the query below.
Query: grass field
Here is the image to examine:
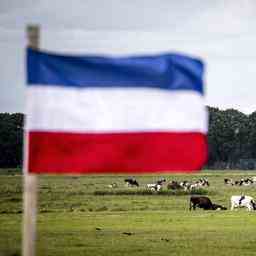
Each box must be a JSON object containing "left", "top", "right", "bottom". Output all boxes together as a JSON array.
[{"left": 1, "top": 169, "right": 256, "bottom": 256}]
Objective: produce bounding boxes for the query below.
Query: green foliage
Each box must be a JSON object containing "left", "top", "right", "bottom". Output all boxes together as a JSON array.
[
  {"left": 247, "top": 111, "right": 256, "bottom": 158},
  {"left": 94, "top": 188, "right": 208, "bottom": 196},
  {"left": 2, "top": 108, "right": 256, "bottom": 169},
  {"left": 0, "top": 113, "right": 23, "bottom": 168},
  {"left": 207, "top": 107, "right": 254, "bottom": 169}
]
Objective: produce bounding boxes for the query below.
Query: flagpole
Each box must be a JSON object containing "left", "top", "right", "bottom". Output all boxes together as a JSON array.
[{"left": 22, "top": 25, "right": 40, "bottom": 256}]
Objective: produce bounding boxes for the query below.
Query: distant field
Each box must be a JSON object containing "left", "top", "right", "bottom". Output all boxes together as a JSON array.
[{"left": 1, "top": 169, "right": 256, "bottom": 256}]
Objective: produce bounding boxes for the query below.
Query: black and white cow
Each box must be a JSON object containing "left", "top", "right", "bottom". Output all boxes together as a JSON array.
[
  {"left": 146, "top": 183, "right": 162, "bottom": 192},
  {"left": 124, "top": 178, "right": 139, "bottom": 187},
  {"left": 198, "top": 178, "right": 210, "bottom": 186},
  {"left": 242, "top": 178, "right": 254, "bottom": 186},
  {"left": 147, "top": 178, "right": 166, "bottom": 192},
  {"left": 180, "top": 181, "right": 191, "bottom": 191},
  {"left": 251, "top": 177, "right": 256, "bottom": 183},
  {"left": 230, "top": 195, "right": 256, "bottom": 211},
  {"left": 224, "top": 178, "right": 234, "bottom": 186},
  {"left": 233, "top": 178, "right": 254, "bottom": 186}
]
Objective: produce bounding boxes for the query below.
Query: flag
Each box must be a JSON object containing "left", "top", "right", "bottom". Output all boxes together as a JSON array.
[{"left": 26, "top": 48, "right": 208, "bottom": 174}]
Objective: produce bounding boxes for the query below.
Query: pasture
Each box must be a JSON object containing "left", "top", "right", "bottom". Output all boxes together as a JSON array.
[{"left": 1, "top": 169, "right": 256, "bottom": 256}]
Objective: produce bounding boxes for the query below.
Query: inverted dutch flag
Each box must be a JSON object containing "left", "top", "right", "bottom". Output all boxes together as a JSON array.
[{"left": 26, "top": 48, "right": 208, "bottom": 174}]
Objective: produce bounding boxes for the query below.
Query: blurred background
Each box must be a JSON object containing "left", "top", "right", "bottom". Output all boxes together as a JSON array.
[
  {"left": 1, "top": 0, "right": 256, "bottom": 113},
  {"left": 1, "top": 1, "right": 256, "bottom": 169}
]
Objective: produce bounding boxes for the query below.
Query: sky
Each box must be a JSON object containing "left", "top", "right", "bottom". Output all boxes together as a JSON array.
[{"left": 1, "top": 0, "right": 256, "bottom": 114}]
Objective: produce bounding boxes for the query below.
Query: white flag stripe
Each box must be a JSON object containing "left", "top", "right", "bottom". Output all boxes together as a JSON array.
[{"left": 26, "top": 86, "right": 208, "bottom": 133}]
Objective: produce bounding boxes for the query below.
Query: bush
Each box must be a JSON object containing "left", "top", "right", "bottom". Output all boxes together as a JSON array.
[{"left": 94, "top": 188, "right": 208, "bottom": 196}]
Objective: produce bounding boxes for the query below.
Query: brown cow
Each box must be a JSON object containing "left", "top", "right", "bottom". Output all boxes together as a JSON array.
[
  {"left": 167, "top": 181, "right": 183, "bottom": 190},
  {"left": 189, "top": 196, "right": 213, "bottom": 210},
  {"left": 190, "top": 196, "right": 227, "bottom": 210}
]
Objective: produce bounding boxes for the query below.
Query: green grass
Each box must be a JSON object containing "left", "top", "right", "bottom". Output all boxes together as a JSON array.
[{"left": 1, "top": 170, "right": 256, "bottom": 256}]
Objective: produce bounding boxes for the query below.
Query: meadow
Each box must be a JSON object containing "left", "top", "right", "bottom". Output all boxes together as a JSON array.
[{"left": 1, "top": 169, "right": 256, "bottom": 256}]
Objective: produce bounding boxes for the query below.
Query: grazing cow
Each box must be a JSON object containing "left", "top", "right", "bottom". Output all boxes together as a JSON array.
[
  {"left": 243, "top": 178, "right": 253, "bottom": 186},
  {"left": 189, "top": 196, "right": 213, "bottom": 210},
  {"left": 188, "top": 178, "right": 209, "bottom": 190},
  {"left": 238, "top": 178, "right": 246, "bottom": 186},
  {"left": 146, "top": 183, "right": 162, "bottom": 192},
  {"left": 230, "top": 195, "right": 256, "bottom": 211},
  {"left": 124, "top": 178, "right": 139, "bottom": 187},
  {"left": 189, "top": 181, "right": 201, "bottom": 190},
  {"left": 180, "top": 181, "right": 191, "bottom": 191},
  {"left": 199, "top": 178, "right": 210, "bottom": 186},
  {"left": 167, "top": 181, "right": 183, "bottom": 190},
  {"left": 251, "top": 177, "right": 256, "bottom": 183},
  {"left": 224, "top": 178, "right": 234, "bottom": 186},
  {"left": 233, "top": 178, "right": 253, "bottom": 186},
  {"left": 234, "top": 180, "right": 241, "bottom": 185},
  {"left": 180, "top": 180, "right": 189, "bottom": 187},
  {"left": 156, "top": 178, "right": 166, "bottom": 185}
]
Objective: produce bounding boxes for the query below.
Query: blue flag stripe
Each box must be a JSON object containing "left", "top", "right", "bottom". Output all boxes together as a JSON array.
[{"left": 27, "top": 48, "right": 204, "bottom": 94}]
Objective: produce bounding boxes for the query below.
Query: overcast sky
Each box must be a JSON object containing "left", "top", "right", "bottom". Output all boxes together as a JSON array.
[{"left": 1, "top": 0, "right": 256, "bottom": 114}]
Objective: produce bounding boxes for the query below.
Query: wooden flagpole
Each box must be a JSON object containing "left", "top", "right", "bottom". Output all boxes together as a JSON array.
[{"left": 22, "top": 25, "right": 40, "bottom": 256}]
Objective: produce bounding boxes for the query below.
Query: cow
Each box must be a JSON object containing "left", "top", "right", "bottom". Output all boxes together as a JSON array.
[
  {"left": 233, "top": 178, "right": 253, "bottom": 186},
  {"left": 234, "top": 180, "right": 241, "bottom": 185},
  {"left": 224, "top": 178, "right": 234, "bottom": 186},
  {"left": 146, "top": 183, "right": 162, "bottom": 192},
  {"left": 167, "top": 181, "right": 183, "bottom": 190},
  {"left": 251, "top": 177, "right": 256, "bottom": 183},
  {"left": 243, "top": 178, "right": 253, "bottom": 186},
  {"left": 230, "top": 195, "right": 256, "bottom": 211},
  {"left": 189, "top": 181, "right": 201, "bottom": 190},
  {"left": 156, "top": 178, "right": 166, "bottom": 185},
  {"left": 187, "top": 178, "right": 210, "bottom": 190},
  {"left": 199, "top": 178, "right": 210, "bottom": 186},
  {"left": 124, "top": 178, "right": 139, "bottom": 187},
  {"left": 189, "top": 196, "right": 213, "bottom": 210},
  {"left": 180, "top": 181, "right": 191, "bottom": 191}
]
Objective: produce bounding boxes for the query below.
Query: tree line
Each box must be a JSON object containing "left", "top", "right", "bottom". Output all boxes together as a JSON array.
[
  {"left": 0, "top": 113, "right": 23, "bottom": 168},
  {"left": 1, "top": 108, "right": 256, "bottom": 170},
  {"left": 207, "top": 107, "right": 256, "bottom": 169}
]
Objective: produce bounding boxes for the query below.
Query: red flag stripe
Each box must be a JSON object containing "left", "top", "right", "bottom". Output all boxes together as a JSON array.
[{"left": 27, "top": 131, "right": 207, "bottom": 174}]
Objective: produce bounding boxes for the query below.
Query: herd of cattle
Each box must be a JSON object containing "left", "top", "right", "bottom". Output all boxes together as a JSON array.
[
  {"left": 224, "top": 177, "right": 256, "bottom": 186},
  {"left": 190, "top": 195, "right": 256, "bottom": 211},
  {"left": 123, "top": 177, "right": 210, "bottom": 191},
  {"left": 108, "top": 176, "right": 256, "bottom": 212}
]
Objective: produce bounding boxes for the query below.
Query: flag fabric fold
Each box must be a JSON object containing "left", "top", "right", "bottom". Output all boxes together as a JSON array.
[{"left": 26, "top": 48, "right": 208, "bottom": 174}]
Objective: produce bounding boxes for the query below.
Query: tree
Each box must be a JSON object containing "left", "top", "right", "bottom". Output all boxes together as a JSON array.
[
  {"left": 0, "top": 113, "right": 24, "bottom": 168},
  {"left": 207, "top": 107, "right": 249, "bottom": 168}
]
